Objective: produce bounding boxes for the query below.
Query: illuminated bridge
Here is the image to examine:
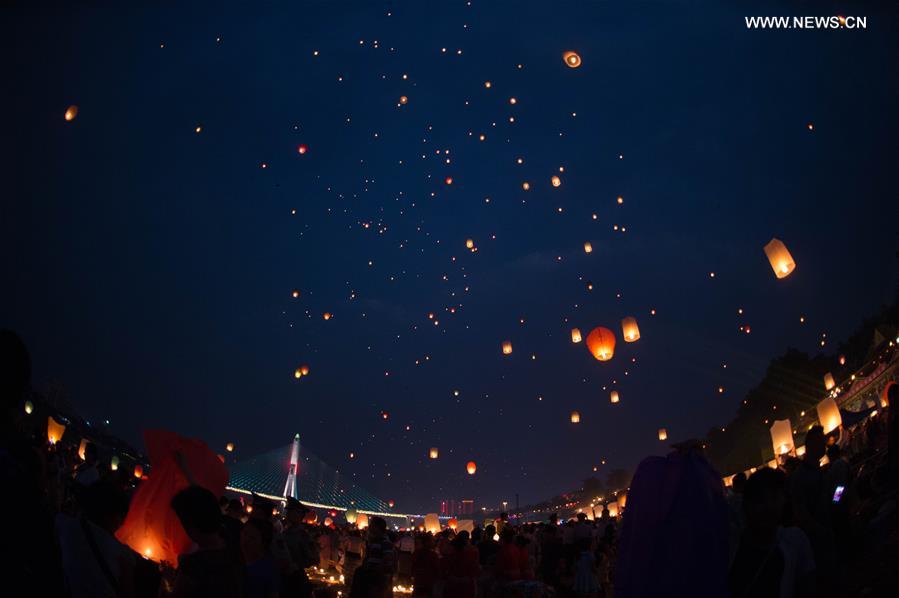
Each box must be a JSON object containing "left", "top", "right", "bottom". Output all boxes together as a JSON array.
[{"left": 226, "top": 435, "right": 410, "bottom": 521}]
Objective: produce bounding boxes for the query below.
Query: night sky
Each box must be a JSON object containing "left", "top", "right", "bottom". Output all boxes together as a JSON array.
[{"left": 5, "top": 1, "right": 898, "bottom": 514}]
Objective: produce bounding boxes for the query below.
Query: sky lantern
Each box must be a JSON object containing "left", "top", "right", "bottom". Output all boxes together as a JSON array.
[
  {"left": 110, "top": 455, "right": 120, "bottom": 471},
  {"left": 658, "top": 428, "right": 668, "bottom": 441},
  {"left": 607, "top": 503, "right": 619, "bottom": 517},
  {"left": 562, "top": 51, "right": 582, "bottom": 68},
  {"left": 388, "top": 500, "right": 395, "bottom": 508},
  {"left": 763, "top": 238, "right": 796, "bottom": 279},
  {"left": 570, "top": 411, "right": 580, "bottom": 423},
  {"left": 448, "top": 518, "right": 458, "bottom": 530},
  {"left": 502, "top": 341, "right": 513, "bottom": 355},
  {"left": 583, "top": 242, "right": 593, "bottom": 253},
  {"left": 356, "top": 513, "right": 369, "bottom": 529},
  {"left": 617, "top": 493, "right": 627, "bottom": 509},
  {"left": 64, "top": 105, "right": 78, "bottom": 121},
  {"left": 78, "top": 438, "right": 89, "bottom": 460},
  {"left": 429, "top": 447, "right": 439, "bottom": 459},
  {"left": 133, "top": 464, "right": 143, "bottom": 479},
  {"left": 522, "top": 182, "right": 530, "bottom": 191},
  {"left": 47, "top": 416, "right": 66, "bottom": 445},
  {"left": 399, "top": 95, "right": 408, "bottom": 105},
  {"left": 551, "top": 175, "right": 561, "bottom": 187},
  {"left": 226, "top": 442, "right": 234, "bottom": 453},
  {"left": 323, "top": 312, "right": 332, "bottom": 320},
  {"left": 610, "top": 390, "right": 620, "bottom": 404},
  {"left": 445, "top": 176, "right": 453, "bottom": 185},
  {"left": 816, "top": 397, "right": 842, "bottom": 434},
  {"left": 838, "top": 355, "right": 846, "bottom": 366},
  {"left": 292, "top": 290, "right": 300, "bottom": 298},
  {"left": 823, "top": 372, "right": 835, "bottom": 391},
  {"left": 570, "top": 328, "right": 582, "bottom": 343},
  {"left": 466, "top": 461, "right": 477, "bottom": 475},
  {"left": 621, "top": 317, "right": 640, "bottom": 342},
  {"left": 769, "top": 419, "right": 794, "bottom": 456},
  {"left": 424, "top": 513, "right": 441, "bottom": 534},
  {"left": 323, "top": 517, "right": 333, "bottom": 527},
  {"left": 24, "top": 400, "right": 34, "bottom": 415},
  {"left": 297, "top": 144, "right": 308, "bottom": 154},
  {"left": 585, "top": 326, "right": 616, "bottom": 361},
  {"left": 345, "top": 508, "right": 358, "bottom": 524},
  {"left": 466, "top": 238, "right": 474, "bottom": 249}
]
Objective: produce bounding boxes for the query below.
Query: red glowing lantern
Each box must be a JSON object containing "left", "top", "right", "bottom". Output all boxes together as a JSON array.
[
  {"left": 297, "top": 144, "right": 308, "bottom": 154},
  {"left": 586, "top": 326, "right": 616, "bottom": 361},
  {"left": 466, "top": 461, "right": 477, "bottom": 475}
]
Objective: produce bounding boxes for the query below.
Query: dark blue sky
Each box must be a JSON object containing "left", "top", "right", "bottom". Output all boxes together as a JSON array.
[{"left": 5, "top": 1, "right": 898, "bottom": 513}]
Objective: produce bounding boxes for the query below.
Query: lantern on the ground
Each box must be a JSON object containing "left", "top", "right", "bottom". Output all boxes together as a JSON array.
[
  {"left": 570, "top": 411, "right": 580, "bottom": 423},
  {"left": 823, "top": 372, "right": 835, "bottom": 391},
  {"left": 586, "top": 327, "right": 616, "bottom": 361},
  {"left": 816, "top": 397, "right": 842, "bottom": 434},
  {"left": 502, "top": 341, "right": 513, "bottom": 355},
  {"left": 466, "top": 461, "right": 477, "bottom": 475},
  {"left": 429, "top": 447, "right": 439, "bottom": 459},
  {"left": 571, "top": 328, "right": 582, "bottom": 343},
  {"left": 769, "top": 419, "right": 794, "bottom": 456},
  {"left": 658, "top": 428, "right": 667, "bottom": 441},
  {"left": 562, "top": 51, "right": 582, "bottom": 68},
  {"left": 47, "top": 416, "right": 66, "bottom": 445},
  {"left": 621, "top": 317, "right": 640, "bottom": 342},
  {"left": 763, "top": 238, "right": 796, "bottom": 279},
  {"left": 610, "top": 391, "right": 620, "bottom": 404}
]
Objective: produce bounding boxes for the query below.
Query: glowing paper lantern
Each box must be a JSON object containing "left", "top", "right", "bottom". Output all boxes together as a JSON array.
[
  {"left": 823, "top": 372, "right": 835, "bottom": 391},
  {"left": 617, "top": 493, "right": 627, "bottom": 509},
  {"left": 466, "top": 461, "right": 477, "bottom": 475},
  {"left": 47, "top": 416, "right": 66, "bottom": 445},
  {"left": 658, "top": 428, "right": 667, "bottom": 441},
  {"left": 324, "top": 517, "right": 333, "bottom": 527},
  {"left": 551, "top": 175, "right": 561, "bottom": 187},
  {"left": 610, "top": 391, "right": 620, "bottom": 404},
  {"left": 466, "top": 238, "right": 474, "bottom": 249},
  {"left": 133, "top": 464, "right": 143, "bottom": 479},
  {"left": 424, "top": 513, "right": 441, "bottom": 534},
  {"left": 816, "top": 397, "right": 842, "bottom": 434},
  {"left": 570, "top": 328, "right": 582, "bottom": 344},
  {"left": 882, "top": 381, "right": 896, "bottom": 408},
  {"left": 356, "top": 513, "right": 369, "bottom": 529},
  {"left": 607, "top": 503, "right": 619, "bottom": 517},
  {"left": 562, "top": 51, "right": 582, "bottom": 68},
  {"left": 399, "top": 95, "right": 408, "bottom": 105},
  {"left": 621, "top": 317, "right": 640, "bottom": 342},
  {"left": 24, "top": 400, "right": 34, "bottom": 415},
  {"left": 769, "top": 419, "right": 794, "bottom": 456},
  {"left": 583, "top": 242, "right": 593, "bottom": 253},
  {"left": 429, "top": 447, "right": 439, "bottom": 459},
  {"left": 448, "top": 518, "right": 458, "bottom": 530},
  {"left": 388, "top": 500, "right": 395, "bottom": 508},
  {"left": 586, "top": 327, "right": 616, "bottom": 361},
  {"left": 323, "top": 312, "right": 332, "bottom": 320},
  {"left": 110, "top": 455, "right": 120, "bottom": 471},
  {"left": 78, "top": 438, "right": 89, "bottom": 461},
  {"left": 456, "top": 519, "right": 474, "bottom": 533},
  {"left": 345, "top": 508, "right": 358, "bottom": 524},
  {"left": 763, "top": 238, "right": 796, "bottom": 279},
  {"left": 297, "top": 144, "right": 308, "bottom": 154},
  {"left": 570, "top": 411, "right": 581, "bottom": 424},
  {"left": 64, "top": 105, "right": 78, "bottom": 121},
  {"left": 502, "top": 341, "right": 513, "bottom": 355},
  {"left": 225, "top": 442, "right": 234, "bottom": 453}
]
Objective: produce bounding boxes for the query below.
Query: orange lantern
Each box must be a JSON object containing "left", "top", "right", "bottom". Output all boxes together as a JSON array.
[
  {"left": 47, "top": 416, "right": 66, "bottom": 445},
  {"left": 465, "top": 238, "right": 474, "bottom": 249},
  {"left": 429, "top": 447, "right": 439, "bottom": 459},
  {"left": 570, "top": 411, "right": 581, "bottom": 424},
  {"left": 763, "top": 238, "right": 796, "bottom": 279},
  {"left": 621, "top": 317, "right": 640, "bottom": 342},
  {"left": 658, "top": 428, "right": 668, "bottom": 441},
  {"left": 617, "top": 492, "right": 627, "bottom": 509},
  {"left": 133, "top": 464, "right": 144, "bottom": 479},
  {"left": 388, "top": 500, "right": 395, "bottom": 508},
  {"left": 356, "top": 513, "right": 369, "bottom": 529},
  {"left": 551, "top": 175, "right": 561, "bottom": 187},
  {"left": 823, "top": 372, "right": 835, "bottom": 391},
  {"left": 502, "top": 341, "right": 513, "bottom": 355},
  {"left": 769, "top": 419, "right": 794, "bottom": 456},
  {"left": 607, "top": 503, "right": 619, "bottom": 517},
  {"left": 562, "top": 51, "right": 582, "bottom": 68},
  {"left": 323, "top": 312, "right": 332, "bottom": 320},
  {"left": 78, "top": 438, "right": 89, "bottom": 460},
  {"left": 225, "top": 442, "right": 234, "bottom": 453},
  {"left": 448, "top": 518, "right": 458, "bottom": 530},
  {"left": 816, "top": 397, "right": 842, "bottom": 434},
  {"left": 399, "top": 95, "right": 408, "bottom": 105},
  {"left": 64, "top": 105, "right": 79, "bottom": 121},
  {"left": 583, "top": 242, "right": 593, "bottom": 254},
  {"left": 466, "top": 461, "right": 477, "bottom": 475},
  {"left": 610, "top": 391, "right": 620, "bottom": 404},
  {"left": 586, "top": 327, "right": 616, "bottom": 361},
  {"left": 881, "top": 381, "right": 896, "bottom": 408},
  {"left": 571, "top": 328, "right": 582, "bottom": 343}
]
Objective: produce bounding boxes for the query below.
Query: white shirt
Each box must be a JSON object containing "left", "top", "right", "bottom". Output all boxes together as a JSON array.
[{"left": 777, "top": 526, "right": 815, "bottom": 598}]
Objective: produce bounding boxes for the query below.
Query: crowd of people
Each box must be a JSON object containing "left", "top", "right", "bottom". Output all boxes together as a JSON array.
[{"left": 2, "top": 328, "right": 898, "bottom": 598}]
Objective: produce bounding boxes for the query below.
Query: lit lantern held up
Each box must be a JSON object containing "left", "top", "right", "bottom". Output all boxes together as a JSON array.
[
  {"left": 621, "top": 317, "right": 640, "bottom": 342},
  {"left": 816, "top": 397, "right": 842, "bottom": 434},
  {"left": 585, "top": 327, "right": 616, "bottom": 361},
  {"left": 47, "top": 416, "right": 66, "bottom": 445},
  {"left": 769, "top": 419, "right": 795, "bottom": 456},
  {"left": 345, "top": 508, "right": 358, "bottom": 524},
  {"left": 448, "top": 518, "right": 458, "bottom": 530},
  {"left": 424, "top": 513, "right": 441, "bottom": 534},
  {"left": 763, "top": 238, "right": 796, "bottom": 279}
]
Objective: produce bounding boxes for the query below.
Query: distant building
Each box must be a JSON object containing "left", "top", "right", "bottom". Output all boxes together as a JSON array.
[{"left": 440, "top": 498, "right": 475, "bottom": 516}]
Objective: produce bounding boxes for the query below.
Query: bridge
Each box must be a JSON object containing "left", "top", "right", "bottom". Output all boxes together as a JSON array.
[{"left": 226, "top": 434, "right": 411, "bottom": 521}]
